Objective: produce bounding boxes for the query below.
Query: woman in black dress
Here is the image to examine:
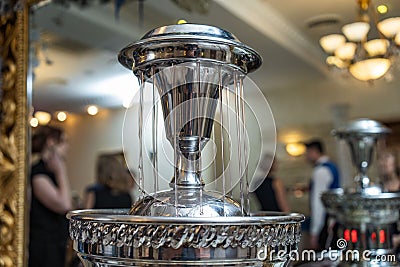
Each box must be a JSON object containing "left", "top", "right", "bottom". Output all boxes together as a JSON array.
[
  {"left": 29, "top": 125, "right": 72, "bottom": 267},
  {"left": 250, "top": 153, "right": 290, "bottom": 212}
]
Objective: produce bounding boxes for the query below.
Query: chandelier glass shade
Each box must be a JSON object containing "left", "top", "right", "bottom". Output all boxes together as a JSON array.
[
  {"left": 342, "top": 21, "right": 370, "bottom": 42},
  {"left": 319, "top": 0, "right": 400, "bottom": 82},
  {"left": 349, "top": 58, "right": 391, "bottom": 81}
]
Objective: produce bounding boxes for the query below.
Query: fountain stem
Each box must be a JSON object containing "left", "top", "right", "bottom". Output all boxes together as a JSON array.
[{"left": 170, "top": 136, "right": 205, "bottom": 187}]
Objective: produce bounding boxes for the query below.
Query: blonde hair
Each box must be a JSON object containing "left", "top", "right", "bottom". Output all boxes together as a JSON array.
[{"left": 96, "top": 154, "right": 130, "bottom": 192}]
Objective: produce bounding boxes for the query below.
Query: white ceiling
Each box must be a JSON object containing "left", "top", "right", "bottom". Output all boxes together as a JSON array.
[{"left": 31, "top": 0, "right": 400, "bottom": 124}]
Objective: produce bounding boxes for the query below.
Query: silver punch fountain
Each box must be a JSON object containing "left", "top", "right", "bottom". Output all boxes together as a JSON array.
[
  {"left": 68, "top": 24, "right": 304, "bottom": 266},
  {"left": 322, "top": 119, "right": 400, "bottom": 266}
]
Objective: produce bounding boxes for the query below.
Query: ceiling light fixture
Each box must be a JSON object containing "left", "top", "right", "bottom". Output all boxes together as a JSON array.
[
  {"left": 34, "top": 111, "right": 51, "bottom": 125},
  {"left": 87, "top": 105, "right": 99, "bottom": 116},
  {"left": 285, "top": 143, "right": 306, "bottom": 157},
  {"left": 319, "top": 0, "right": 400, "bottom": 82},
  {"left": 30, "top": 117, "right": 39, "bottom": 128},
  {"left": 57, "top": 111, "right": 68, "bottom": 122}
]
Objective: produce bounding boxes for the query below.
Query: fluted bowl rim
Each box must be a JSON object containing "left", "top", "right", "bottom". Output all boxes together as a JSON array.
[{"left": 67, "top": 209, "right": 304, "bottom": 225}]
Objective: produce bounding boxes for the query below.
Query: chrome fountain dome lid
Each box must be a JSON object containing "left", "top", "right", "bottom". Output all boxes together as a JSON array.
[
  {"left": 332, "top": 118, "right": 391, "bottom": 137},
  {"left": 118, "top": 23, "right": 262, "bottom": 74}
]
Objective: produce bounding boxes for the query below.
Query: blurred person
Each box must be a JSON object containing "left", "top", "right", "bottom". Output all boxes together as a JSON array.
[
  {"left": 378, "top": 150, "right": 400, "bottom": 192},
  {"left": 29, "top": 125, "right": 72, "bottom": 267},
  {"left": 305, "top": 139, "right": 340, "bottom": 250},
  {"left": 250, "top": 154, "right": 290, "bottom": 212},
  {"left": 84, "top": 154, "right": 132, "bottom": 209},
  {"left": 378, "top": 150, "right": 400, "bottom": 253}
]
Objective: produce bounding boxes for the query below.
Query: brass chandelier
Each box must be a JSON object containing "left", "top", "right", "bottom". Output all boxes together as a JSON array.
[{"left": 319, "top": 0, "right": 400, "bottom": 82}]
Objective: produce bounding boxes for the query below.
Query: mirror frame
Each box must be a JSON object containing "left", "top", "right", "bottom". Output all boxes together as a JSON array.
[{"left": 0, "top": 1, "right": 43, "bottom": 266}]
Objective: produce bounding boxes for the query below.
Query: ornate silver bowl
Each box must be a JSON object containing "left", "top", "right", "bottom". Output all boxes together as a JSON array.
[
  {"left": 322, "top": 188, "right": 400, "bottom": 226},
  {"left": 68, "top": 210, "right": 304, "bottom": 266}
]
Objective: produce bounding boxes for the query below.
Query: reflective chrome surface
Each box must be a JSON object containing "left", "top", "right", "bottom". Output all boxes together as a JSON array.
[
  {"left": 332, "top": 118, "right": 391, "bottom": 189},
  {"left": 129, "top": 189, "right": 242, "bottom": 217},
  {"left": 322, "top": 119, "right": 400, "bottom": 266},
  {"left": 322, "top": 188, "right": 400, "bottom": 225},
  {"left": 152, "top": 63, "right": 233, "bottom": 187},
  {"left": 68, "top": 210, "right": 304, "bottom": 267},
  {"left": 118, "top": 24, "right": 262, "bottom": 75},
  {"left": 69, "top": 23, "right": 304, "bottom": 267}
]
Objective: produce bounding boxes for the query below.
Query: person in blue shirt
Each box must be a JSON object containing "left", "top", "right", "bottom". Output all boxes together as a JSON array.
[{"left": 305, "top": 139, "right": 340, "bottom": 250}]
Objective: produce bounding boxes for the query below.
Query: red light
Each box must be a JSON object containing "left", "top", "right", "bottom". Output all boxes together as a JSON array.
[
  {"left": 371, "top": 232, "right": 376, "bottom": 241},
  {"left": 351, "top": 229, "right": 358, "bottom": 243},
  {"left": 379, "top": 230, "right": 386, "bottom": 244},
  {"left": 344, "top": 229, "right": 350, "bottom": 241}
]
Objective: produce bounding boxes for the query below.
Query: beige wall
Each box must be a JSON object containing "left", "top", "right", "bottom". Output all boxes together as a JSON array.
[{"left": 266, "top": 78, "right": 400, "bottom": 128}]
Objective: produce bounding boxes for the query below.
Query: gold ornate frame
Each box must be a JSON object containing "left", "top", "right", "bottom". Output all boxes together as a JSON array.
[{"left": 0, "top": 1, "right": 43, "bottom": 266}]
